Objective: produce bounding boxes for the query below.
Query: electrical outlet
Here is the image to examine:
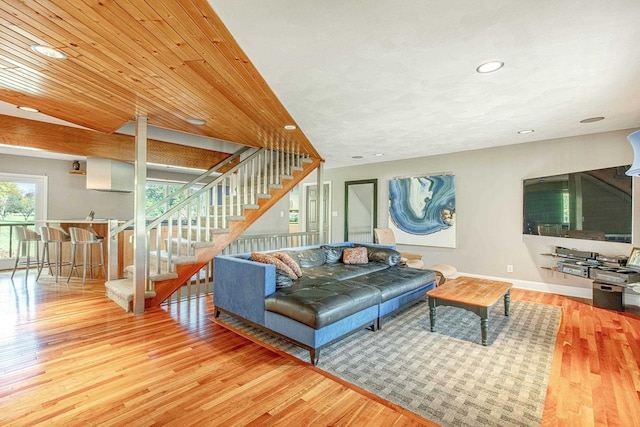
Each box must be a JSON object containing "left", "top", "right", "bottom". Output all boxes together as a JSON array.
[{"left": 507, "top": 265, "right": 514, "bottom": 273}]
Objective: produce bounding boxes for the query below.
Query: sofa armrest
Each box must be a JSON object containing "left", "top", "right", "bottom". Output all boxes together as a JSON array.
[{"left": 213, "top": 255, "right": 276, "bottom": 325}]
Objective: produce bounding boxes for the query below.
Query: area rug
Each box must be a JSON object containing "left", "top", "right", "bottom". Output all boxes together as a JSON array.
[{"left": 214, "top": 298, "right": 561, "bottom": 427}]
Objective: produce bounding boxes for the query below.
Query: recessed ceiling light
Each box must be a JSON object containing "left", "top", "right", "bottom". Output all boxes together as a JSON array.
[
  {"left": 284, "top": 124, "right": 297, "bottom": 130},
  {"left": 30, "top": 44, "right": 67, "bottom": 60},
  {"left": 17, "top": 106, "right": 40, "bottom": 113},
  {"left": 374, "top": 153, "right": 384, "bottom": 156},
  {"left": 352, "top": 155, "right": 363, "bottom": 159},
  {"left": 476, "top": 61, "right": 504, "bottom": 73},
  {"left": 517, "top": 129, "right": 534, "bottom": 134},
  {"left": 187, "top": 118, "right": 206, "bottom": 125},
  {"left": 580, "top": 117, "right": 605, "bottom": 123}
]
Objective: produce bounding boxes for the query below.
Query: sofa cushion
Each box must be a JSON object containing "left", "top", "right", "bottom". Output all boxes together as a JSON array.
[
  {"left": 321, "top": 245, "right": 344, "bottom": 264},
  {"left": 343, "top": 246, "right": 368, "bottom": 265},
  {"left": 273, "top": 252, "right": 303, "bottom": 278},
  {"left": 265, "top": 280, "right": 381, "bottom": 329},
  {"left": 292, "top": 248, "right": 327, "bottom": 268},
  {"left": 349, "top": 266, "right": 436, "bottom": 301},
  {"left": 251, "top": 252, "right": 298, "bottom": 280},
  {"left": 275, "top": 271, "right": 294, "bottom": 289},
  {"left": 364, "top": 247, "right": 402, "bottom": 266},
  {"left": 298, "top": 262, "right": 389, "bottom": 284}
]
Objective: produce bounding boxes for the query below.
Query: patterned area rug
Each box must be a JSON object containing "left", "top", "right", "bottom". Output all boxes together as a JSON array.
[{"left": 214, "top": 298, "right": 561, "bottom": 427}]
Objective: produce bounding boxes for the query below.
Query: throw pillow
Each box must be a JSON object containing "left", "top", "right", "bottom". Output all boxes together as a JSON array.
[
  {"left": 273, "top": 252, "right": 303, "bottom": 278},
  {"left": 342, "top": 246, "right": 368, "bottom": 265},
  {"left": 251, "top": 252, "right": 298, "bottom": 280}
]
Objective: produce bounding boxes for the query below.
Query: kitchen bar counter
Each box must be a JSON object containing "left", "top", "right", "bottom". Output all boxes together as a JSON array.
[{"left": 44, "top": 219, "right": 127, "bottom": 279}]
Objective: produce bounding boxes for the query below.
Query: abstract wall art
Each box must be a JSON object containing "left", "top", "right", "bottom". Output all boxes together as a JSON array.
[{"left": 388, "top": 174, "right": 456, "bottom": 248}]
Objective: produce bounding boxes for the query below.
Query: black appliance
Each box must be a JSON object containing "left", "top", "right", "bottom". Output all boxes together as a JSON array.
[{"left": 592, "top": 283, "right": 623, "bottom": 311}]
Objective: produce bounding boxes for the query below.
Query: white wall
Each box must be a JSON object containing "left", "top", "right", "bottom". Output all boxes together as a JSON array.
[
  {"left": 0, "top": 154, "right": 133, "bottom": 220},
  {"left": 244, "top": 196, "right": 290, "bottom": 234},
  {"left": 305, "top": 128, "right": 640, "bottom": 295}
]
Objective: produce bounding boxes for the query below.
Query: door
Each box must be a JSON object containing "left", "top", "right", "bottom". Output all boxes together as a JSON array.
[{"left": 305, "top": 183, "right": 330, "bottom": 238}]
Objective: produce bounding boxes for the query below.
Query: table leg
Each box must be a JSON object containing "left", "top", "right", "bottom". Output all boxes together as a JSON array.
[
  {"left": 504, "top": 291, "right": 511, "bottom": 316},
  {"left": 481, "top": 317, "right": 488, "bottom": 345},
  {"left": 429, "top": 298, "right": 436, "bottom": 331}
]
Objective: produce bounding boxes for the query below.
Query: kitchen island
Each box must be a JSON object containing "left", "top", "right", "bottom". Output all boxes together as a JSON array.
[{"left": 44, "top": 219, "right": 129, "bottom": 280}]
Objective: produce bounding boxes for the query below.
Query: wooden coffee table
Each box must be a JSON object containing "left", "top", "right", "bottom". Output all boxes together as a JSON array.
[{"left": 426, "top": 276, "right": 512, "bottom": 345}]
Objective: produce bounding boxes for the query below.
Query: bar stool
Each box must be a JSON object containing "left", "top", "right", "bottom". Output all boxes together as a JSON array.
[
  {"left": 11, "top": 226, "right": 41, "bottom": 279},
  {"left": 37, "top": 226, "right": 71, "bottom": 282},
  {"left": 67, "top": 227, "right": 107, "bottom": 284}
]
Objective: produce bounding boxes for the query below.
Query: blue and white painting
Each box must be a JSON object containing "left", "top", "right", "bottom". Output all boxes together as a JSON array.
[{"left": 388, "top": 175, "right": 456, "bottom": 248}]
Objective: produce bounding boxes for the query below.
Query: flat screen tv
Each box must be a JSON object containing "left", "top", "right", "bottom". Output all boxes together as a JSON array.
[{"left": 523, "top": 165, "right": 632, "bottom": 243}]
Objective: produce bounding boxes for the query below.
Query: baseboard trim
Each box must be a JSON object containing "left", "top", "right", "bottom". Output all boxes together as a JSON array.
[{"left": 455, "top": 272, "right": 592, "bottom": 300}]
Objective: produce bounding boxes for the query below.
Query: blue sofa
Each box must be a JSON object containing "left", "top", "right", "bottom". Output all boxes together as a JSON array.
[{"left": 213, "top": 243, "right": 437, "bottom": 364}]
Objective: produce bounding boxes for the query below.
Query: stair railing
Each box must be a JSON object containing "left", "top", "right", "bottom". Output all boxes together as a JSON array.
[
  {"left": 110, "top": 146, "right": 254, "bottom": 238},
  {"left": 142, "top": 146, "right": 308, "bottom": 291},
  {"left": 222, "top": 231, "right": 321, "bottom": 255}
]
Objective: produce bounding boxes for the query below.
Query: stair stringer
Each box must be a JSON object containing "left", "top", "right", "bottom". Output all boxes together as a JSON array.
[{"left": 144, "top": 156, "right": 322, "bottom": 309}]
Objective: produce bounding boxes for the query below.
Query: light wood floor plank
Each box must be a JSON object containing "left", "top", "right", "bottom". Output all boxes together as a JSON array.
[
  {"left": 1, "top": 271, "right": 639, "bottom": 426},
  {"left": 0, "top": 271, "right": 430, "bottom": 426}
]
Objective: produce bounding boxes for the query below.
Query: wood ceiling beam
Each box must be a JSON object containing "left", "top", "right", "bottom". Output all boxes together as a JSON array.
[{"left": 0, "top": 115, "right": 233, "bottom": 170}]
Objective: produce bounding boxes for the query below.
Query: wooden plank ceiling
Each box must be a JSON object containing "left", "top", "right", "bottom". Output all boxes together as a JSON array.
[{"left": 0, "top": 0, "right": 320, "bottom": 159}]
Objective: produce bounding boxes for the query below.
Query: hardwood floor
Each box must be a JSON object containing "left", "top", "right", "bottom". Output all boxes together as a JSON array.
[{"left": 1, "top": 270, "right": 639, "bottom": 426}]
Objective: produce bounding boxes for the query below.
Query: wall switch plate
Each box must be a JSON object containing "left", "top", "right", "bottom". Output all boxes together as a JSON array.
[{"left": 332, "top": 211, "right": 338, "bottom": 217}]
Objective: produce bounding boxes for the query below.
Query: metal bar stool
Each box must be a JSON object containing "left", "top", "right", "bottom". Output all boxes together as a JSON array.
[
  {"left": 11, "top": 225, "right": 41, "bottom": 279},
  {"left": 67, "top": 227, "right": 106, "bottom": 284},
  {"left": 37, "top": 226, "right": 71, "bottom": 282}
]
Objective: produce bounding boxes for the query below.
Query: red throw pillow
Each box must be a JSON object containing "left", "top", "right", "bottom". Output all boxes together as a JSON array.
[{"left": 342, "top": 246, "right": 368, "bottom": 265}]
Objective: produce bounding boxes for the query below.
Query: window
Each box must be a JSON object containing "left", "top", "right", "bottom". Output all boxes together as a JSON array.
[{"left": 145, "top": 180, "right": 201, "bottom": 218}]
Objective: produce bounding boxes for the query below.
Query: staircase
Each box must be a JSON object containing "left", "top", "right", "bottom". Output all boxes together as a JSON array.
[{"left": 105, "top": 146, "right": 321, "bottom": 312}]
